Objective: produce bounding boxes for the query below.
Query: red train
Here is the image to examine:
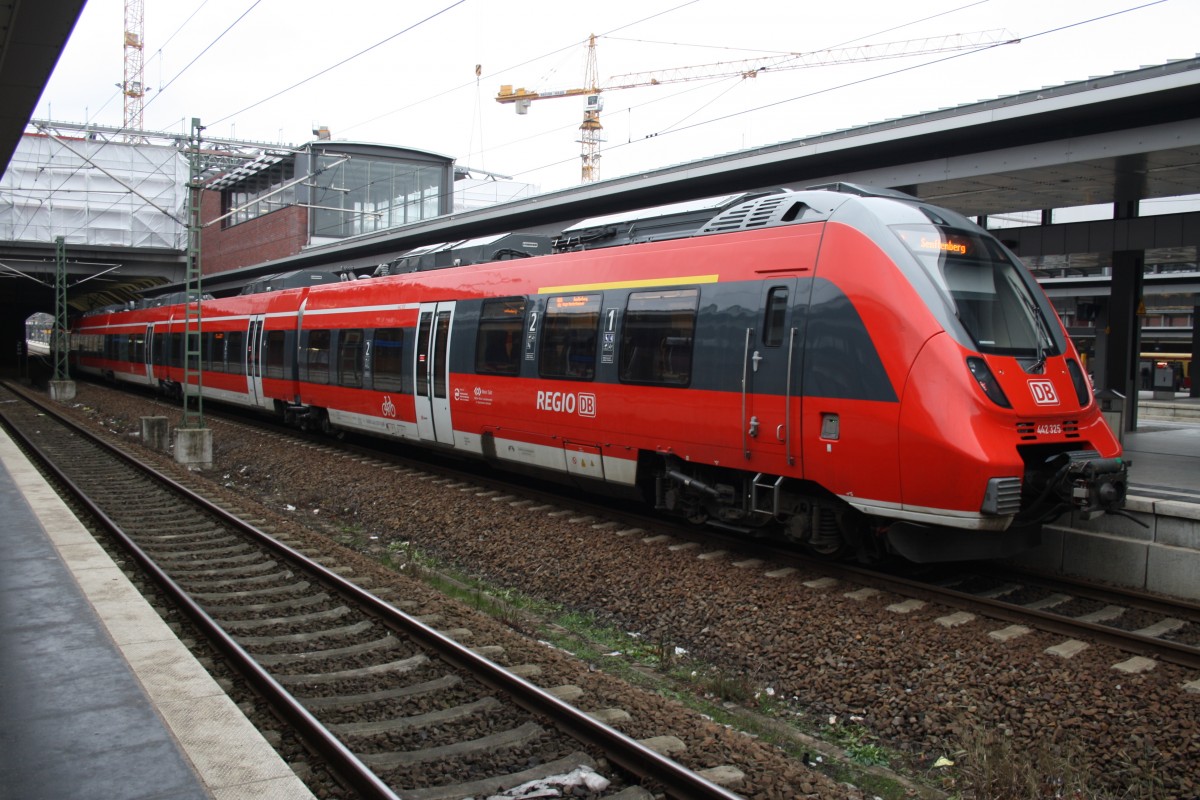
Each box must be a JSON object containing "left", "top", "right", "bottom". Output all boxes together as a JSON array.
[{"left": 71, "top": 185, "right": 1128, "bottom": 562}]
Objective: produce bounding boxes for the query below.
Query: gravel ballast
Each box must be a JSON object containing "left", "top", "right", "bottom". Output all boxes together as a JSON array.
[{"left": 52, "top": 384, "right": 1200, "bottom": 799}]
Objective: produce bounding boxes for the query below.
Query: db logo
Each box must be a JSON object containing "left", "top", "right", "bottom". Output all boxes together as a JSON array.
[
  {"left": 535, "top": 390, "right": 597, "bottom": 418},
  {"left": 577, "top": 392, "right": 597, "bottom": 417},
  {"left": 1028, "top": 380, "right": 1059, "bottom": 406}
]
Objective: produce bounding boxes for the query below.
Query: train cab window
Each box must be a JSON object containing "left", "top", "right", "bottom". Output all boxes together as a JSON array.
[
  {"left": 475, "top": 298, "right": 525, "bottom": 376},
  {"left": 894, "top": 223, "right": 1062, "bottom": 358},
  {"left": 763, "top": 287, "right": 789, "bottom": 347},
  {"left": 373, "top": 328, "right": 407, "bottom": 392},
  {"left": 262, "top": 331, "right": 283, "bottom": 378},
  {"left": 539, "top": 294, "right": 600, "bottom": 381},
  {"left": 618, "top": 288, "right": 698, "bottom": 386},
  {"left": 338, "top": 329, "right": 364, "bottom": 388},
  {"left": 304, "top": 330, "right": 331, "bottom": 384}
]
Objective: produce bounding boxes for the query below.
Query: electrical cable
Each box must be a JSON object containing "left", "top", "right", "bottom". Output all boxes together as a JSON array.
[
  {"left": 339, "top": 0, "right": 700, "bottom": 136},
  {"left": 144, "top": 0, "right": 264, "bottom": 115},
  {"left": 208, "top": 1, "right": 467, "bottom": 127},
  {"left": 501, "top": 0, "right": 1171, "bottom": 183}
]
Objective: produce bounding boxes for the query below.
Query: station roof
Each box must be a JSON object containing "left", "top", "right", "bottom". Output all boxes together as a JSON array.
[
  {"left": 0, "top": 0, "right": 86, "bottom": 172},
  {"left": 190, "top": 55, "right": 1200, "bottom": 295}
]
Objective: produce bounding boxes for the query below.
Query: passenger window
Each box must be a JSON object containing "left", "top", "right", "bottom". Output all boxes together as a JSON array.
[
  {"left": 227, "top": 330, "right": 246, "bottom": 375},
  {"left": 265, "top": 333, "right": 285, "bottom": 381},
  {"left": 338, "top": 329, "right": 364, "bottom": 388},
  {"left": 305, "top": 330, "right": 331, "bottom": 384},
  {"left": 763, "top": 287, "right": 789, "bottom": 347},
  {"left": 373, "top": 328, "right": 407, "bottom": 392},
  {"left": 539, "top": 294, "right": 600, "bottom": 380},
  {"left": 130, "top": 332, "right": 146, "bottom": 363},
  {"left": 475, "top": 298, "right": 525, "bottom": 376},
  {"left": 619, "top": 288, "right": 698, "bottom": 386}
]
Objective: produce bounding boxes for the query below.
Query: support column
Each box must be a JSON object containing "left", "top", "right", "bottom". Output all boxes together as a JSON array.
[
  {"left": 1192, "top": 306, "right": 1200, "bottom": 399},
  {"left": 49, "top": 236, "right": 76, "bottom": 402},
  {"left": 174, "top": 116, "right": 211, "bottom": 468},
  {"left": 1106, "top": 250, "right": 1143, "bottom": 432}
]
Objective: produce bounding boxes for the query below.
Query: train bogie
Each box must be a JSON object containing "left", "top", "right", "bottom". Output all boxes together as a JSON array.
[{"left": 71, "top": 185, "right": 1128, "bottom": 562}]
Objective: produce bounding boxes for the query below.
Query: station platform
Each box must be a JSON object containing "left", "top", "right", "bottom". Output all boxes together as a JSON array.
[
  {"left": 1122, "top": 392, "right": 1200, "bottom": 502},
  {"left": 0, "top": 427, "right": 314, "bottom": 800}
]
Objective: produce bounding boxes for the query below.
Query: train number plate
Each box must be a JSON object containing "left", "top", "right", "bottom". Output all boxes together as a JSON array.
[{"left": 1036, "top": 423, "right": 1063, "bottom": 435}]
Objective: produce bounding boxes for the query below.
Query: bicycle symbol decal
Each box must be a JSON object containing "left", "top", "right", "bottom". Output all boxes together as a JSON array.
[{"left": 381, "top": 395, "right": 397, "bottom": 418}]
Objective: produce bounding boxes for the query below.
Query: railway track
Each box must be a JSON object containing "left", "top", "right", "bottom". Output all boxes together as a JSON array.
[
  {"left": 632, "top": 531, "right": 1200, "bottom": 673},
  {"left": 55, "top": 379, "right": 1200, "bottom": 674},
  {"left": 0, "top": 382, "right": 744, "bottom": 800}
]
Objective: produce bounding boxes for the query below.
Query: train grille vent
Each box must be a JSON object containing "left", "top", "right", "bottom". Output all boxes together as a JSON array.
[
  {"left": 698, "top": 194, "right": 810, "bottom": 234},
  {"left": 983, "top": 477, "right": 1023, "bottom": 516},
  {"left": 1016, "top": 420, "right": 1081, "bottom": 440}
]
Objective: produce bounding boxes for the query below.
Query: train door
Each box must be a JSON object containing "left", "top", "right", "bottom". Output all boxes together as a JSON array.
[
  {"left": 741, "top": 280, "right": 802, "bottom": 474},
  {"left": 246, "top": 315, "right": 265, "bottom": 406},
  {"left": 144, "top": 324, "right": 155, "bottom": 384},
  {"left": 414, "top": 302, "right": 457, "bottom": 446}
]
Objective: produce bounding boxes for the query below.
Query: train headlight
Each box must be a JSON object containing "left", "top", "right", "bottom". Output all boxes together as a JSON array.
[{"left": 966, "top": 357, "right": 1011, "bottom": 408}]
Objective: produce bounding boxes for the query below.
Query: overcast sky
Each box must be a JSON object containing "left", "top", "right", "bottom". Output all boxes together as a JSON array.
[{"left": 34, "top": 0, "right": 1198, "bottom": 193}]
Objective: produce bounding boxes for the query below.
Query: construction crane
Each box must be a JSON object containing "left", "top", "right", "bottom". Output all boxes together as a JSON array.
[
  {"left": 122, "top": 0, "right": 147, "bottom": 142},
  {"left": 498, "top": 29, "right": 1019, "bottom": 183}
]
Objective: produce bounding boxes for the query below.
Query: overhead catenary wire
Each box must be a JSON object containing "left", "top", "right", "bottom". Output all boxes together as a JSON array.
[
  {"left": 338, "top": 0, "right": 701, "bottom": 137},
  {"left": 492, "top": 0, "right": 1172, "bottom": 184},
  {"left": 208, "top": 0, "right": 468, "bottom": 128}
]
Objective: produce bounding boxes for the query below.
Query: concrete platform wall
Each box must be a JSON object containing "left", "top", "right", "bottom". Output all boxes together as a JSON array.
[{"left": 1018, "top": 496, "right": 1200, "bottom": 600}]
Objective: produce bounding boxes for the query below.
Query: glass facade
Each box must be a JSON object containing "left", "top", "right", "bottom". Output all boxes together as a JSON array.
[
  {"left": 216, "top": 143, "right": 451, "bottom": 242},
  {"left": 222, "top": 161, "right": 296, "bottom": 226},
  {"left": 310, "top": 152, "right": 446, "bottom": 239}
]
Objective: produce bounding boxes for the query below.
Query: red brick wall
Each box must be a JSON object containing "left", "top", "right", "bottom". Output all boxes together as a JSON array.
[{"left": 199, "top": 189, "right": 309, "bottom": 276}]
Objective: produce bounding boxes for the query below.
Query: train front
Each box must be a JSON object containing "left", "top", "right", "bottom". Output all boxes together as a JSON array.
[{"left": 882, "top": 205, "right": 1129, "bottom": 561}]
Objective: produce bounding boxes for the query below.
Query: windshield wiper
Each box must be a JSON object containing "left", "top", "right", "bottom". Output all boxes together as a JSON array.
[{"left": 1016, "top": 283, "right": 1052, "bottom": 374}]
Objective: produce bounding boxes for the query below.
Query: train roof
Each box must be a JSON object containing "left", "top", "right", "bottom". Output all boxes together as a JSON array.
[{"left": 120, "top": 183, "right": 922, "bottom": 309}]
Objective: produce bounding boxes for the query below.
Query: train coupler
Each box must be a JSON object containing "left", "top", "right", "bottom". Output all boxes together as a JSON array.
[{"left": 1061, "top": 454, "right": 1129, "bottom": 519}]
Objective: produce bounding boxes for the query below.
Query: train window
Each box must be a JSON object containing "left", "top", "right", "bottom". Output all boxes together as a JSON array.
[
  {"left": 416, "top": 314, "right": 432, "bottom": 396},
  {"left": 304, "top": 330, "right": 331, "bottom": 384},
  {"left": 373, "top": 328, "right": 406, "bottom": 392},
  {"left": 475, "top": 298, "right": 525, "bottom": 376},
  {"left": 129, "top": 332, "right": 145, "bottom": 363},
  {"left": 262, "top": 331, "right": 284, "bottom": 379},
  {"left": 338, "top": 329, "right": 364, "bottom": 388},
  {"left": 433, "top": 312, "right": 451, "bottom": 398},
  {"left": 619, "top": 288, "right": 698, "bottom": 386},
  {"left": 168, "top": 333, "right": 183, "bottom": 368},
  {"left": 202, "top": 332, "right": 220, "bottom": 372},
  {"left": 763, "top": 287, "right": 789, "bottom": 347},
  {"left": 539, "top": 294, "right": 600, "bottom": 381},
  {"left": 225, "top": 330, "right": 244, "bottom": 374},
  {"left": 894, "top": 223, "right": 1061, "bottom": 357}
]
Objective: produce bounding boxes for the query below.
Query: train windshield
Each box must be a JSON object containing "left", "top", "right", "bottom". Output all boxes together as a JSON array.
[{"left": 893, "top": 224, "right": 1059, "bottom": 358}]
